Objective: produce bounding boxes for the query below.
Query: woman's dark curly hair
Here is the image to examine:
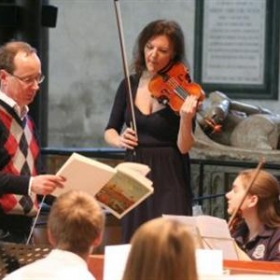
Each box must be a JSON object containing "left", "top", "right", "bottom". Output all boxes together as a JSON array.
[{"left": 132, "top": 19, "right": 186, "bottom": 75}]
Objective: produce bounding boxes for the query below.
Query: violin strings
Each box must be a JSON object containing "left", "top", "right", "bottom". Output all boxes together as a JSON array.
[{"left": 167, "top": 77, "right": 189, "bottom": 99}]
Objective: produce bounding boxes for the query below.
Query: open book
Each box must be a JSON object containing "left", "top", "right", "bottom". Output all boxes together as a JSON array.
[
  {"left": 54, "top": 153, "right": 154, "bottom": 219},
  {"left": 163, "top": 214, "right": 239, "bottom": 260}
]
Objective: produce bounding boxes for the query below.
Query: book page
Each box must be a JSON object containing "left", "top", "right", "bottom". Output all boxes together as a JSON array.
[
  {"left": 95, "top": 168, "right": 153, "bottom": 219},
  {"left": 162, "top": 215, "right": 238, "bottom": 260},
  {"left": 195, "top": 216, "right": 238, "bottom": 260},
  {"left": 162, "top": 215, "right": 205, "bottom": 248},
  {"left": 103, "top": 244, "right": 131, "bottom": 280},
  {"left": 202, "top": 238, "right": 238, "bottom": 260},
  {"left": 196, "top": 215, "right": 231, "bottom": 238},
  {"left": 116, "top": 162, "right": 151, "bottom": 177},
  {"left": 53, "top": 153, "right": 116, "bottom": 197},
  {"left": 196, "top": 249, "right": 223, "bottom": 276}
]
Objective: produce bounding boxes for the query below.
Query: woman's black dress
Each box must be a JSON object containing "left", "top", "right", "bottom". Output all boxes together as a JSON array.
[{"left": 105, "top": 75, "right": 193, "bottom": 242}]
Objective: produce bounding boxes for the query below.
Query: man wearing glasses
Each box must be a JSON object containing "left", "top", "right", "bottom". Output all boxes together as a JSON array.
[{"left": 0, "top": 41, "right": 65, "bottom": 243}]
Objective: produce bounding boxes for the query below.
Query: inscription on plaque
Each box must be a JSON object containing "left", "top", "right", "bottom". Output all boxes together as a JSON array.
[{"left": 202, "top": 0, "right": 266, "bottom": 84}]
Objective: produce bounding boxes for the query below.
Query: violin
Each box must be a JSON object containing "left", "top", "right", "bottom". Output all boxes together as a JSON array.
[
  {"left": 229, "top": 210, "right": 243, "bottom": 236},
  {"left": 148, "top": 62, "right": 206, "bottom": 113}
]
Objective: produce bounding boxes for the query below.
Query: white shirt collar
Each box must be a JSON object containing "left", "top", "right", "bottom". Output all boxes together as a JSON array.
[{"left": 0, "top": 90, "right": 29, "bottom": 119}]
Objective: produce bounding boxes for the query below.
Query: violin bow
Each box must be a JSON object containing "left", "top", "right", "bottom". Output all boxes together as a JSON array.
[
  {"left": 113, "top": 0, "right": 138, "bottom": 138},
  {"left": 26, "top": 195, "right": 46, "bottom": 245},
  {"left": 228, "top": 157, "right": 266, "bottom": 232}
]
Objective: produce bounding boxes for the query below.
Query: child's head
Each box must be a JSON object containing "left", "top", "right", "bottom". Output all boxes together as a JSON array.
[
  {"left": 122, "top": 217, "right": 198, "bottom": 280},
  {"left": 47, "top": 190, "right": 105, "bottom": 255}
]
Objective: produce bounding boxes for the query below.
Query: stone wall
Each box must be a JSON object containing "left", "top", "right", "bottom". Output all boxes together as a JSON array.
[
  {"left": 47, "top": 0, "right": 280, "bottom": 148},
  {"left": 48, "top": 0, "right": 196, "bottom": 147}
]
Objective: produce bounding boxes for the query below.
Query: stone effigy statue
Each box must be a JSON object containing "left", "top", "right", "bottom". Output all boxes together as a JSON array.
[{"left": 192, "top": 91, "right": 280, "bottom": 162}]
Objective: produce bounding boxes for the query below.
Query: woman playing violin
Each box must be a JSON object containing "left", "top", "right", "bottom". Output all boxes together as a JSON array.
[
  {"left": 104, "top": 19, "right": 199, "bottom": 242},
  {"left": 226, "top": 169, "right": 280, "bottom": 261}
]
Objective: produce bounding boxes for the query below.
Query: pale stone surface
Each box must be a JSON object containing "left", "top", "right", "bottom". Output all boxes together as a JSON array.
[
  {"left": 193, "top": 91, "right": 280, "bottom": 162},
  {"left": 48, "top": 0, "right": 196, "bottom": 147},
  {"left": 192, "top": 123, "right": 280, "bottom": 163},
  {"left": 230, "top": 114, "right": 280, "bottom": 150}
]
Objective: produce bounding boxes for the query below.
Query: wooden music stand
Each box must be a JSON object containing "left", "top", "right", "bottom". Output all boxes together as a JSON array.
[{"left": 0, "top": 242, "right": 51, "bottom": 278}]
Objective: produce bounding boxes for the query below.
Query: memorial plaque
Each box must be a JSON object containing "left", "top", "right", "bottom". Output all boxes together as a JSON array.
[
  {"left": 202, "top": 0, "right": 265, "bottom": 85},
  {"left": 194, "top": 0, "right": 279, "bottom": 99}
]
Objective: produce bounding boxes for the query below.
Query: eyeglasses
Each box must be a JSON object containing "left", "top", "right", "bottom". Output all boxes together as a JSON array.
[{"left": 8, "top": 72, "right": 45, "bottom": 85}]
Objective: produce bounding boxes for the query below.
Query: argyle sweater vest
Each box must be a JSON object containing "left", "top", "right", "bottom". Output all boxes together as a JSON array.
[{"left": 0, "top": 101, "right": 40, "bottom": 216}]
